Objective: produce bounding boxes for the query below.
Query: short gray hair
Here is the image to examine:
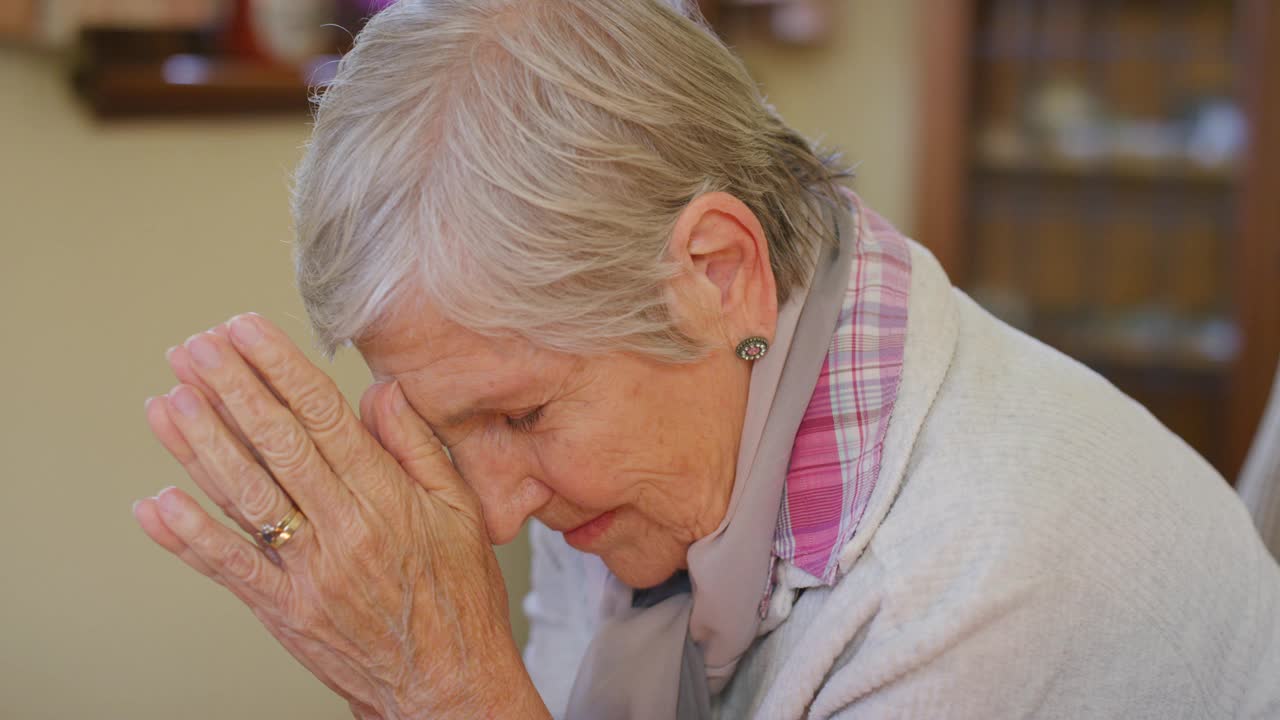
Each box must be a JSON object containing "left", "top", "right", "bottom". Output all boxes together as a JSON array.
[{"left": 292, "top": 0, "right": 849, "bottom": 361}]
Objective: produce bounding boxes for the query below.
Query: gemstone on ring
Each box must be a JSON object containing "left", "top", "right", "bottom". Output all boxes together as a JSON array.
[{"left": 258, "top": 506, "right": 305, "bottom": 549}]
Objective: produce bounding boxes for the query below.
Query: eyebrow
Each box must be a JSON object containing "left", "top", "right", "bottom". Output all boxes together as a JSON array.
[
  {"left": 388, "top": 358, "right": 537, "bottom": 429},
  {"left": 434, "top": 386, "right": 535, "bottom": 428},
  {"left": 439, "top": 406, "right": 480, "bottom": 428}
]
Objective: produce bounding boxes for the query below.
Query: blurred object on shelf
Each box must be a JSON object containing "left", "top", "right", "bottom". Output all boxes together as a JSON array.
[
  {"left": 703, "top": 0, "right": 834, "bottom": 45},
  {"left": 1026, "top": 79, "right": 1107, "bottom": 160},
  {"left": 73, "top": 26, "right": 311, "bottom": 118},
  {"left": 0, "top": 0, "right": 39, "bottom": 40},
  {"left": 979, "top": 82, "right": 1244, "bottom": 175},
  {"left": 767, "top": 0, "right": 829, "bottom": 45},
  {"left": 1041, "top": 307, "right": 1241, "bottom": 373},
  {"left": 66, "top": 0, "right": 392, "bottom": 118},
  {"left": 916, "top": 0, "right": 1279, "bottom": 477},
  {"left": 1185, "top": 98, "right": 1247, "bottom": 168},
  {"left": 30, "top": 0, "right": 224, "bottom": 46},
  {"left": 228, "top": 0, "right": 334, "bottom": 64}
]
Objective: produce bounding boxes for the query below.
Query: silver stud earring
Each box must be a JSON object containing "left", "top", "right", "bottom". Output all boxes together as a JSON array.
[{"left": 735, "top": 336, "right": 769, "bottom": 362}]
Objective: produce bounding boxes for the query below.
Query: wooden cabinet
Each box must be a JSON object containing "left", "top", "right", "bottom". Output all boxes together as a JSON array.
[{"left": 915, "top": 0, "right": 1280, "bottom": 479}]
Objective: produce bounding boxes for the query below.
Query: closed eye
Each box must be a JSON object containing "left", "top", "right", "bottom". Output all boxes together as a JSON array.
[{"left": 505, "top": 406, "right": 545, "bottom": 433}]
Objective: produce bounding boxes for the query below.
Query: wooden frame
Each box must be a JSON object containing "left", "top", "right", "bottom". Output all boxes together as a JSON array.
[
  {"left": 1228, "top": 0, "right": 1280, "bottom": 478},
  {"left": 914, "top": 0, "right": 1280, "bottom": 479},
  {"left": 913, "top": 0, "right": 975, "bottom": 285}
]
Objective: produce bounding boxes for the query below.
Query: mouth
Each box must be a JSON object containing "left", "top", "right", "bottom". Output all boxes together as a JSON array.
[{"left": 561, "top": 510, "right": 617, "bottom": 551}]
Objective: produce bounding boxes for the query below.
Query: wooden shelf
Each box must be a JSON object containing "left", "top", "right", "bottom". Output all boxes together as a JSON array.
[
  {"left": 975, "top": 153, "right": 1238, "bottom": 187},
  {"left": 1047, "top": 334, "right": 1234, "bottom": 375},
  {"left": 74, "top": 56, "right": 319, "bottom": 118}
]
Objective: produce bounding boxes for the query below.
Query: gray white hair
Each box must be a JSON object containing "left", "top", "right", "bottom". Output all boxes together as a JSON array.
[{"left": 292, "top": 0, "right": 850, "bottom": 361}]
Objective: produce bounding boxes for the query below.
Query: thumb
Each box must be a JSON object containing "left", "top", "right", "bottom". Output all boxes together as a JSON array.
[{"left": 377, "top": 381, "right": 481, "bottom": 518}]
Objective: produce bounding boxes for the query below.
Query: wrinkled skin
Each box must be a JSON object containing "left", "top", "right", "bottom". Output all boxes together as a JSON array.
[
  {"left": 136, "top": 315, "right": 548, "bottom": 718},
  {"left": 135, "top": 192, "right": 777, "bottom": 718}
]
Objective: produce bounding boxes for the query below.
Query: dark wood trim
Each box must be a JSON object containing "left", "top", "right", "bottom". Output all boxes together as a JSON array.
[
  {"left": 76, "top": 59, "right": 314, "bottom": 119},
  {"left": 697, "top": 0, "right": 721, "bottom": 27},
  {"left": 1228, "top": 0, "right": 1280, "bottom": 479},
  {"left": 913, "top": 0, "right": 976, "bottom": 284}
]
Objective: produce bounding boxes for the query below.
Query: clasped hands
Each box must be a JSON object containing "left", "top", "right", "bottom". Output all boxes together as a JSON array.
[{"left": 134, "top": 313, "right": 549, "bottom": 719}]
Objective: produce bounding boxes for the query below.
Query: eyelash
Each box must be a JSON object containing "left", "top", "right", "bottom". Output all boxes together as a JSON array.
[{"left": 505, "top": 406, "right": 545, "bottom": 433}]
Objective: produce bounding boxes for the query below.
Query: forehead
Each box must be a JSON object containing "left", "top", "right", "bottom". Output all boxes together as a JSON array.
[
  {"left": 354, "top": 295, "right": 556, "bottom": 419},
  {"left": 357, "top": 298, "right": 484, "bottom": 375}
]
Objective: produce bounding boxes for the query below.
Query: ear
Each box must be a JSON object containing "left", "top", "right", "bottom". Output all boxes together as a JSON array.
[{"left": 665, "top": 192, "right": 779, "bottom": 347}]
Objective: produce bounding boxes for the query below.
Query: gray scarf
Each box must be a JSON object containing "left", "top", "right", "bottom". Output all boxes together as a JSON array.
[{"left": 564, "top": 200, "right": 857, "bottom": 719}]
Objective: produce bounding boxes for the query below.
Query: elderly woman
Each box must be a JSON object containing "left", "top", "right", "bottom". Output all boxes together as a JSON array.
[{"left": 134, "top": 1, "right": 1280, "bottom": 718}]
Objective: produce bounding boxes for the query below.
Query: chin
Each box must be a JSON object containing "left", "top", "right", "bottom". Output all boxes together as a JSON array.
[{"left": 604, "top": 550, "right": 685, "bottom": 590}]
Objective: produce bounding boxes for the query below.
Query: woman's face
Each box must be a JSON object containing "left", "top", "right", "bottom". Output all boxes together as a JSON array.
[
  {"left": 358, "top": 192, "right": 776, "bottom": 589},
  {"left": 358, "top": 302, "right": 751, "bottom": 589}
]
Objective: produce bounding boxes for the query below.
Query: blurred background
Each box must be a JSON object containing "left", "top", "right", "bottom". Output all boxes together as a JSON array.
[{"left": 1, "top": 1, "right": 1276, "bottom": 718}]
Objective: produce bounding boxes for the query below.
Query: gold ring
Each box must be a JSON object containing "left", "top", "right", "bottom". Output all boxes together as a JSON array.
[{"left": 259, "top": 506, "right": 305, "bottom": 549}]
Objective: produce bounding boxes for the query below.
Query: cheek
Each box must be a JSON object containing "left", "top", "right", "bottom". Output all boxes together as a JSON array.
[
  {"left": 534, "top": 412, "right": 662, "bottom": 510},
  {"left": 535, "top": 431, "right": 628, "bottom": 508}
]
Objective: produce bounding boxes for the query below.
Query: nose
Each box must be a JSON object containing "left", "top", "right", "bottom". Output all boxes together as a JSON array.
[{"left": 450, "top": 443, "right": 553, "bottom": 545}]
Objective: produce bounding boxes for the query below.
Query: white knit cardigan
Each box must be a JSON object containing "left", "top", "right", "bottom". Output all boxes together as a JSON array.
[{"left": 522, "top": 240, "right": 1280, "bottom": 719}]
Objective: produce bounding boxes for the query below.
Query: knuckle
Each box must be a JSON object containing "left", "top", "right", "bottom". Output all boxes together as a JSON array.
[
  {"left": 237, "top": 477, "right": 281, "bottom": 519},
  {"left": 292, "top": 378, "right": 345, "bottom": 433},
  {"left": 221, "top": 379, "right": 263, "bottom": 417},
  {"left": 222, "top": 542, "right": 263, "bottom": 582},
  {"left": 258, "top": 423, "right": 313, "bottom": 474},
  {"left": 256, "top": 342, "right": 294, "bottom": 377}
]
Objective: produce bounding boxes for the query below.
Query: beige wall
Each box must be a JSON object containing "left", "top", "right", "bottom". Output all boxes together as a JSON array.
[
  {"left": 0, "top": 48, "right": 527, "bottom": 719},
  {"left": 0, "top": 4, "right": 919, "bottom": 716},
  {"left": 733, "top": 0, "right": 922, "bottom": 232}
]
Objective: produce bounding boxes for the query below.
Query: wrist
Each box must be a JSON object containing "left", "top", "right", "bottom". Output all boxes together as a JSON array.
[{"left": 384, "top": 658, "right": 550, "bottom": 720}]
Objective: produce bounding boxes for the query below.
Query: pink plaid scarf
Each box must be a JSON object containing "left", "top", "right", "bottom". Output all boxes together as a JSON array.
[{"left": 775, "top": 203, "right": 912, "bottom": 585}]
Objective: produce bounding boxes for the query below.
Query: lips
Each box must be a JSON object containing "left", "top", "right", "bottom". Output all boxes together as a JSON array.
[{"left": 562, "top": 509, "right": 617, "bottom": 550}]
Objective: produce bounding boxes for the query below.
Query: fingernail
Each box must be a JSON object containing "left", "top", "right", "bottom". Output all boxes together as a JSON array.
[
  {"left": 186, "top": 334, "right": 221, "bottom": 370},
  {"left": 131, "top": 499, "right": 142, "bottom": 515},
  {"left": 164, "top": 345, "right": 179, "bottom": 364},
  {"left": 144, "top": 395, "right": 155, "bottom": 411},
  {"left": 229, "top": 314, "right": 263, "bottom": 346},
  {"left": 157, "top": 487, "right": 181, "bottom": 517},
  {"left": 170, "top": 386, "right": 200, "bottom": 417}
]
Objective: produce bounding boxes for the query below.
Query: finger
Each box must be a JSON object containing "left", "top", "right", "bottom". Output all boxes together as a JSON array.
[
  {"left": 210, "top": 323, "right": 290, "bottom": 405},
  {"left": 180, "top": 329, "right": 352, "bottom": 527},
  {"left": 170, "top": 325, "right": 285, "bottom": 423},
  {"left": 358, "top": 382, "right": 385, "bottom": 445},
  {"left": 171, "top": 334, "right": 286, "bottom": 467},
  {"left": 145, "top": 395, "right": 256, "bottom": 534},
  {"left": 168, "top": 343, "right": 251, "bottom": 449},
  {"left": 377, "top": 381, "right": 479, "bottom": 518},
  {"left": 168, "top": 340, "right": 276, "bottom": 473},
  {"left": 154, "top": 486, "right": 292, "bottom": 608},
  {"left": 132, "top": 493, "right": 219, "bottom": 578},
  {"left": 223, "top": 314, "right": 395, "bottom": 498},
  {"left": 165, "top": 382, "right": 313, "bottom": 556}
]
